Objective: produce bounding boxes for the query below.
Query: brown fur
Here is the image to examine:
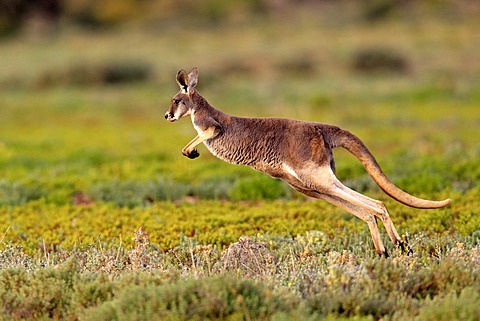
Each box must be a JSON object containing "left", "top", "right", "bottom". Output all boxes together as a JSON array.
[{"left": 165, "top": 67, "right": 451, "bottom": 256}]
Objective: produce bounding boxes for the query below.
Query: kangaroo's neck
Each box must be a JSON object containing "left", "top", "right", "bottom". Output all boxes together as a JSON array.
[{"left": 191, "top": 91, "right": 230, "bottom": 121}]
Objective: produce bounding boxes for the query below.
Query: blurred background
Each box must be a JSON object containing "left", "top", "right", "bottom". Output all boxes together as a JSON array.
[
  {"left": 0, "top": 0, "right": 479, "bottom": 206},
  {"left": 1, "top": 0, "right": 479, "bottom": 94}
]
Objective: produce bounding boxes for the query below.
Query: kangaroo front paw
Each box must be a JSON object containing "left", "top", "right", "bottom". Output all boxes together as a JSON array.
[
  {"left": 183, "top": 149, "right": 199, "bottom": 159},
  {"left": 188, "top": 149, "right": 200, "bottom": 159}
]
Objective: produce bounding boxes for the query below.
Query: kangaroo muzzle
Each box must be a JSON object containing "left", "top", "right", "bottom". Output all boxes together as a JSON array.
[{"left": 165, "top": 111, "right": 177, "bottom": 122}]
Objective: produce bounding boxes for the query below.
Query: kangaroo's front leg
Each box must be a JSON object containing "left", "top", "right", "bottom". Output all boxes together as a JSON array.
[
  {"left": 182, "top": 124, "right": 221, "bottom": 159},
  {"left": 182, "top": 135, "right": 202, "bottom": 159}
]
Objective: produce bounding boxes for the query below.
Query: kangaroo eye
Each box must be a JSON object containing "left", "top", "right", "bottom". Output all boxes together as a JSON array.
[{"left": 174, "top": 99, "right": 181, "bottom": 105}]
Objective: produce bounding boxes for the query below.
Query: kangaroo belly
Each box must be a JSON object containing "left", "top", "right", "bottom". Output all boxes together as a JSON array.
[
  {"left": 204, "top": 133, "right": 281, "bottom": 168},
  {"left": 204, "top": 138, "right": 258, "bottom": 165}
]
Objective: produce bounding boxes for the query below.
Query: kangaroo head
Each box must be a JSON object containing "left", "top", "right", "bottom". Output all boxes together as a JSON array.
[{"left": 165, "top": 67, "right": 198, "bottom": 122}]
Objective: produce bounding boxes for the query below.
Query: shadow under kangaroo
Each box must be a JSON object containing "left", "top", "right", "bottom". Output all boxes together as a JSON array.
[{"left": 165, "top": 67, "right": 451, "bottom": 257}]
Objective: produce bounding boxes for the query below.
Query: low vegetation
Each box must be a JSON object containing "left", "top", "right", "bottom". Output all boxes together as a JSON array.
[{"left": 1, "top": 228, "right": 479, "bottom": 320}]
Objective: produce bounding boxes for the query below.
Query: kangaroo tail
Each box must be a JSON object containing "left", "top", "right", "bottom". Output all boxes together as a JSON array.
[{"left": 332, "top": 128, "right": 451, "bottom": 209}]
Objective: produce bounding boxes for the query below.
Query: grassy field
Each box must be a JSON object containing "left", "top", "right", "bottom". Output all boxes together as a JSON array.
[{"left": 1, "top": 5, "right": 480, "bottom": 320}]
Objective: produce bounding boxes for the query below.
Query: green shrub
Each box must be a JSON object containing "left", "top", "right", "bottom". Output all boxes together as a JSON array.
[
  {"left": 0, "top": 180, "right": 45, "bottom": 206},
  {"left": 81, "top": 276, "right": 299, "bottom": 320},
  {"left": 192, "top": 175, "right": 235, "bottom": 199},
  {"left": 73, "top": 273, "right": 115, "bottom": 311},
  {"left": 36, "top": 61, "right": 152, "bottom": 88},
  {"left": 228, "top": 175, "right": 291, "bottom": 201},
  {"left": 87, "top": 177, "right": 189, "bottom": 206},
  {"left": 351, "top": 47, "right": 409, "bottom": 74},
  {"left": 0, "top": 262, "right": 77, "bottom": 320},
  {"left": 416, "top": 287, "right": 480, "bottom": 321}
]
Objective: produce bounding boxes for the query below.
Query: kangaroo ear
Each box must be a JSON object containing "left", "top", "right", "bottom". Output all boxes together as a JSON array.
[
  {"left": 187, "top": 67, "right": 198, "bottom": 90},
  {"left": 176, "top": 69, "right": 189, "bottom": 94}
]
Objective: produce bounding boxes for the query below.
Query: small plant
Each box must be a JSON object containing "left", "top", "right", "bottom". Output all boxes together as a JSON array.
[{"left": 129, "top": 227, "right": 151, "bottom": 271}]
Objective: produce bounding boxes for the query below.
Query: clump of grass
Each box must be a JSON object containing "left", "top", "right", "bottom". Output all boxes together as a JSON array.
[
  {"left": 215, "top": 236, "right": 277, "bottom": 279},
  {"left": 164, "top": 236, "right": 221, "bottom": 277},
  {"left": 0, "top": 243, "right": 35, "bottom": 271}
]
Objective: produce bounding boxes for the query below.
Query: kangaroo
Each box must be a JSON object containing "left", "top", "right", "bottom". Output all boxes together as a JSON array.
[{"left": 165, "top": 67, "right": 451, "bottom": 256}]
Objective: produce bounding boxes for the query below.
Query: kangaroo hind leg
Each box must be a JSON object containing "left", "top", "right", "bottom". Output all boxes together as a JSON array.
[
  {"left": 318, "top": 189, "right": 388, "bottom": 256},
  {"left": 331, "top": 177, "right": 405, "bottom": 248},
  {"left": 303, "top": 166, "right": 402, "bottom": 256},
  {"left": 329, "top": 177, "right": 412, "bottom": 254}
]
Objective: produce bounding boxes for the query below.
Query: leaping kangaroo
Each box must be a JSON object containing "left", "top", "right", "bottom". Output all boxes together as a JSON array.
[{"left": 165, "top": 67, "right": 451, "bottom": 256}]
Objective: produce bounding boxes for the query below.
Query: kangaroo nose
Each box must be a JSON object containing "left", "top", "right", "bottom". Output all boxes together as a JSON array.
[{"left": 165, "top": 112, "right": 176, "bottom": 121}]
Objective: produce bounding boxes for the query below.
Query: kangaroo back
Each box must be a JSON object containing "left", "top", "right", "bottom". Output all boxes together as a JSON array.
[{"left": 332, "top": 129, "right": 451, "bottom": 209}]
